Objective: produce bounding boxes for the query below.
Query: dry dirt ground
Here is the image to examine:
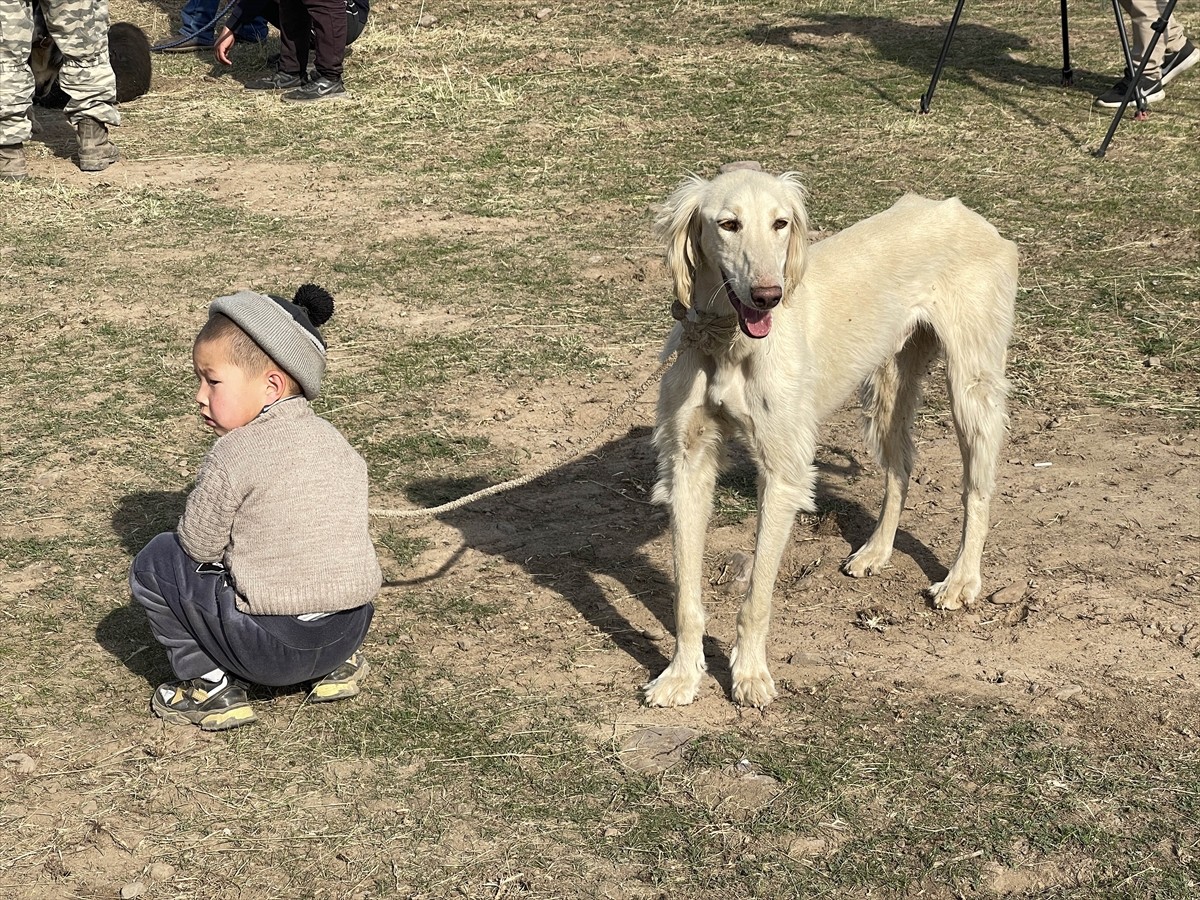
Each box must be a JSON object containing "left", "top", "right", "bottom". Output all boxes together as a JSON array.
[{"left": 391, "top": 377, "right": 1200, "bottom": 721}]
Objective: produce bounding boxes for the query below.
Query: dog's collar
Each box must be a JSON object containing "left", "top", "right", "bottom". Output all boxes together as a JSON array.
[{"left": 673, "top": 300, "right": 739, "bottom": 353}]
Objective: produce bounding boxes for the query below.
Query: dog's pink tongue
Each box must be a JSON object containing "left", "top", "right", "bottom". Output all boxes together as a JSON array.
[{"left": 742, "top": 307, "right": 772, "bottom": 338}]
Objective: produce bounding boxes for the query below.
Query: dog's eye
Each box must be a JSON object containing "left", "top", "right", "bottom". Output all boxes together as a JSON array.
[
  {"left": 718, "top": 219, "right": 741, "bottom": 233},
  {"left": 773, "top": 219, "right": 789, "bottom": 231}
]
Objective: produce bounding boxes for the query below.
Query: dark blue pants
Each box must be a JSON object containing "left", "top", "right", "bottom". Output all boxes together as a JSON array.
[{"left": 130, "top": 533, "right": 373, "bottom": 686}]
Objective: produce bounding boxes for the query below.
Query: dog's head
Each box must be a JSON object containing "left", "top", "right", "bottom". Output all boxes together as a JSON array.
[{"left": 654, "top": 169, "right": 809, "bottom": 339}]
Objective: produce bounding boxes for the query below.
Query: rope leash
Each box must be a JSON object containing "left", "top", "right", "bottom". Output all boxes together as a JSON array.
[{"left": 368, "top": 355, "right": 675, "bottom": 520}]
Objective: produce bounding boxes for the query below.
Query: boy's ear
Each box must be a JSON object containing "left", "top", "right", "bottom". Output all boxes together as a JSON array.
[{"left": 264, "top": 368, "right": 289, "bottom": 401}]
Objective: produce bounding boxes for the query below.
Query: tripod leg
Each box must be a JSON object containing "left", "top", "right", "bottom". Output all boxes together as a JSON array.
[
  {"left": 920, "top": 0, "right": 968, "bottom": 114},
  {"left": 1096, "top": 0, "right": 1179, "bottom": 157},
  {"left": 1060, "top": 0, "right": 1073, "bottom": 84}
]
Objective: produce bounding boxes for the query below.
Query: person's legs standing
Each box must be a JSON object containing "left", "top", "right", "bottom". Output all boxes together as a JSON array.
[
  {"left": 40, "top": 0, "right": 119, "bottom": 169},
  {"left": 0, "top": 0, "right": 36, "bottom": 179},
  {"left": 1121, "top": 0, "right": 1186, "bottom": 82},
  {"left": 279, "top": 0, "right": 345, "bottom": 100}
]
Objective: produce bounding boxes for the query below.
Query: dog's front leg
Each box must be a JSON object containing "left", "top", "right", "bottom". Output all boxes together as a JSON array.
[
  {"left": 730, "top": 464, "right": 815, "bottom": 708},
  {"left": 644, "top": 406, "right": 722, "bottom": 708}
]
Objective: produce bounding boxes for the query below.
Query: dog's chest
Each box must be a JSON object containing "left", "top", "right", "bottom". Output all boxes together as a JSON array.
[{"left": 705, "top": 362, "right": 754, "bottom": 427}]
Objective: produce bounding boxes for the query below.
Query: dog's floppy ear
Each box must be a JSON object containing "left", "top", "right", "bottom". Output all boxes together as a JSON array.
[
  {"left": 654, "top": 175, "right": 707, "bottom": 311},
  {"left": 778, "top": 172, "right": 811, "bottom": 300}
]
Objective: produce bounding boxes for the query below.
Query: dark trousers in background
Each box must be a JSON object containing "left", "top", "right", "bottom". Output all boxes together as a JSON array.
[
  {"left": 130, "top": 533, "right": 373, "bottom": 686},
  {"left": 279, "top": 0, "right": 348, "bottom": 80}
]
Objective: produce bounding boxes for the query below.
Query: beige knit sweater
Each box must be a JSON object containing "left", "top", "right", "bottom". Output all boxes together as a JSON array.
[{"left": 177, "top": 397, "right": 382, "bottom": 616}]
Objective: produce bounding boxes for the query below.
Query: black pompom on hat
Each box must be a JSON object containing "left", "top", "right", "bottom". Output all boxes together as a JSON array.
[{"left": 209, "top": 284, "right": 336, "bottom": 400}]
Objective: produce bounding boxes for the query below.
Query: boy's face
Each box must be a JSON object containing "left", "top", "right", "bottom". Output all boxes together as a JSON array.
[{"left": 192, "top": 338, "right": 278, "bottom": 437}]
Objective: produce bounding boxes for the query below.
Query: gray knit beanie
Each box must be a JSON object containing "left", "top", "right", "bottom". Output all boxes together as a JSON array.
[{"left": 209, "top": 285, "right": 335, "bottom": 400}]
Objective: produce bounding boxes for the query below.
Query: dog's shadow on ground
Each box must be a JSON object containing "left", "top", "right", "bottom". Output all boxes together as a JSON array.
[
  {"left": 816, "top": 444, "right": 948, "bottom": 587},
  {"left": 96, "top": 490, "right": 190, "bottom": 687},
  {"left": 400, "top": 426, "right": 691, "bottom": 685},
  {"left": 398, "top": 427, "right": 948, "bottom": 694}
]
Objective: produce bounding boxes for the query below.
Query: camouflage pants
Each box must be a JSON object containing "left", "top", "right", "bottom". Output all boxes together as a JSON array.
[{"left": 0, "top": 0, "right": 119, "bottom": 145}]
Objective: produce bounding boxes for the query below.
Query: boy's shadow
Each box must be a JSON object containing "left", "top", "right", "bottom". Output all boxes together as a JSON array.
[{"left": 97, "top": 490, "right": 189, "bottom": 686}]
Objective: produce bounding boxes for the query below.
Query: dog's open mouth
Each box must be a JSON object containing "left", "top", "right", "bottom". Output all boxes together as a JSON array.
[{"left": 724, "top": 279, "right": 772, "bottom": 339}]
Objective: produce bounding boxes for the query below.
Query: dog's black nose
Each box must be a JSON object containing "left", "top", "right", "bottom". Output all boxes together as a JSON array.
[{"left": 751, "top": 285, "right": 783, "bottom": 309}]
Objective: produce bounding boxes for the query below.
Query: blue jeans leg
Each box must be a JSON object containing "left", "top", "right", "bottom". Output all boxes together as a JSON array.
[{"left": 179, "top": 0, "right": 219, "bottom": 44}]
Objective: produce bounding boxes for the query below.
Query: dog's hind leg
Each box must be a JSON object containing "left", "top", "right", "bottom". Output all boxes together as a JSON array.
[
  {"left": 644, "top": 398, "right": 724, "bottom": 708},
  {"left": 844, "top": 324, "right": 939, "bottom": 579},
  {"left": 928, "top": 352, "right": 1009, "bottom": 610}
]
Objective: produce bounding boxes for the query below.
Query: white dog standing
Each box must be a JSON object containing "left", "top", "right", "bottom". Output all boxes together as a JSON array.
[{"left": 644, "top": 167, "right": 1017, "bottom": 709}]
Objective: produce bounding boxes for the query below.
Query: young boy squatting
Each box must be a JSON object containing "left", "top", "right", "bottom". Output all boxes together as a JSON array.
[{"left": 129, "top": 285, "right": 381, "bottom": 730}]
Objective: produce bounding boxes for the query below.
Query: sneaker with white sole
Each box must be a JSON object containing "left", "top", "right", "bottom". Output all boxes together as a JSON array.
[
  {"left": 308, "top": 651, "right": 369, "bottom": 702},
  {"left": 282, "top": 75, "right": 347, "bottom": 103},
  {"left": 1094, "top": 74, "right": 1164, "bottom": 108},
  {"left": 152, "top": 676, "right": 257, "bottom": 730},
  {"left": 1161, "top": 39, "right": 1198, "bottom": 86}
]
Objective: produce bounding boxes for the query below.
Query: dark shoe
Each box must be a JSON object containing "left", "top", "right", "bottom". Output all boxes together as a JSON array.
[
  {"left": 246, "top": 70, "right": 304, "bottom": 91},
  {"left": 1162, "top": 39, "right": 1198, "bottom": 86},
  {"left": 0, "top": 144, "right": 28, "bottom": 181},
  {"left": 1094, "top": 75, "right": 1164, "bottom": 108},
  {"left": 76, "top": 118, "right": 119, "bottom": 172},
  {"left": 157, "top": 35, "right": 213, "bottom": 52},
  {"left": 308, "top": 651, "right": 369, "bottom": 702},
  {"left": 152, "top": 676, "right": 257, "bottom": 730},
  {"left": 282, "top": 75, "right": 347, "bottom": 103}
]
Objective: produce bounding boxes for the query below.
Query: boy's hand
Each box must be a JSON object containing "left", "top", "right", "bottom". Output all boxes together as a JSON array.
[{"left": 214, "top": 27, "right": 236, "bottom": 65}]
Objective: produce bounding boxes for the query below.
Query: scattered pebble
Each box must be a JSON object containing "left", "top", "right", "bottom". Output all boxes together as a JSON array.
[
  {"left": 3, "top": 753, "right": 36, "bottom": 775},
  {"left": 989, "top": 583, "right": 1027, "bottom": 606},
  {"left": 618, "top": 726, "right": 699, "bottom": 775},
  {"left": 1145, "top": 356, "right": 1162, "bottom": 368},
  {"left": 417, "top": 13, "right": 438, "bottom": 27},
  {"left": 120, "top": 883, "right": 145, "bottom": 900},
  {"left": 535, "top": 6, "right": 552, "bottom": 19},
  {"left": 148, "top": 862, "right": 176, "bottom": 881}
]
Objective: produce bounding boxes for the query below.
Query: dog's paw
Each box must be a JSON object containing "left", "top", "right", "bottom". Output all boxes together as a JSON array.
[
  {"left": 842, "top": 542, "right": 892, "bottom": 578},
  {"left": 642, "top": 669, "right": 702, "bottom": 708},
  {"left": 927, "top": 573, "right": 982, "bottom": 610},
  {"left": 731, "top": 669, "right": 778, "bottom": 708}
]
